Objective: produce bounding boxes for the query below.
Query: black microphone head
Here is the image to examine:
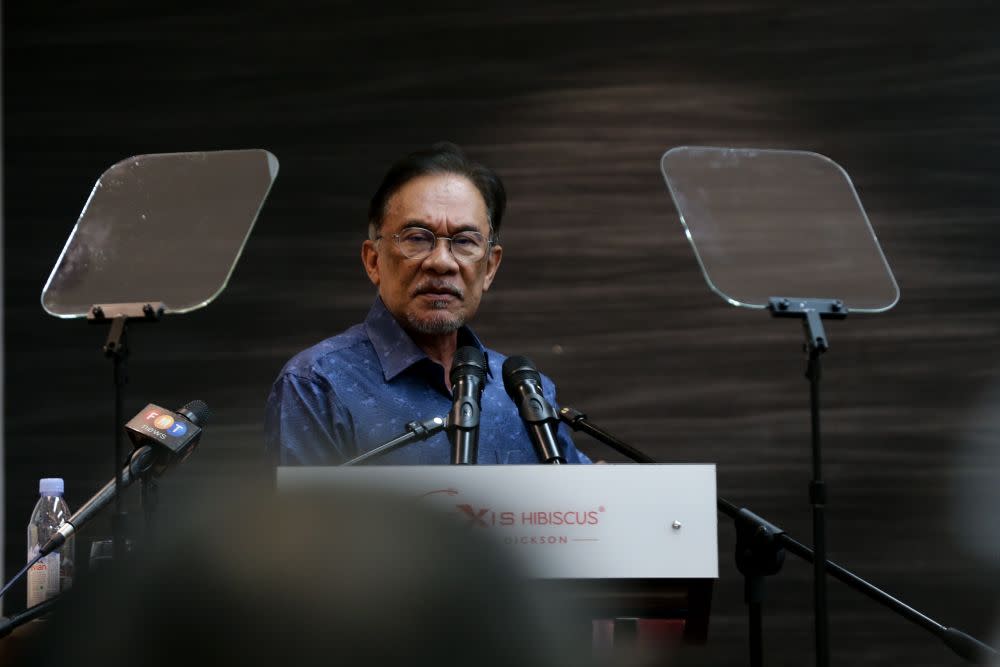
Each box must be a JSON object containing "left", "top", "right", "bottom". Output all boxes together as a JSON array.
[
  {"left": 501, "top": 355, "right": 543, "bottom": 398},
  {"left": 450, "top": 346, "right": 487, "bottom": 387},
  {"left": 177, "top": 400, "right": 211, "bottom": 426}
]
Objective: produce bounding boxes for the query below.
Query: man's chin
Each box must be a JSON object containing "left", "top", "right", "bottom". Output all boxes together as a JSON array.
[{"left": 405, "top": 310, "right": 464, "bottom": 336}]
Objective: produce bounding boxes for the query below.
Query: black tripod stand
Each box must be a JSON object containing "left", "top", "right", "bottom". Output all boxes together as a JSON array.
[
  {"left": 558, "top": 407, "right": 997, "bottom": 666},
  {"left": 88, "top": 302, "right": 164, "bottom": 561}
]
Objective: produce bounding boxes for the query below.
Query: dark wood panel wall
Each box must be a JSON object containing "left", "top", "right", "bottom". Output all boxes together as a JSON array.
[{"left": 4, "top": 3, "right": 999, "bottom": 664}]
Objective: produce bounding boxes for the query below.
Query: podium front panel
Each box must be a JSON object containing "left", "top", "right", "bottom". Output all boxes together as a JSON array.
[{"left": 277, "top": 464, "right": 717, "bottom": 580}]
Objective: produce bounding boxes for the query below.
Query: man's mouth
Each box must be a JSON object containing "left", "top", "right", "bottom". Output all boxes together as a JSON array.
[{"left": 414, "top": 284, "right": 463, "bottom": 300}]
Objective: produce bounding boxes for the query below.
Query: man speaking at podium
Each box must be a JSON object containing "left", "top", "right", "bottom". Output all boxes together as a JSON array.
[{"left": 265, "top": 143, "right": 591, "bottom": 466}]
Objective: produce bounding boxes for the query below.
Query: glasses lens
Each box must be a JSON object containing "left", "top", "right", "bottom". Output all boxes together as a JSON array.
[
  {"left": 450, "top": 232, "right": 486, "bottom": 261},
  {"left": 396, "top": 228, "right": 436, "bottom": 258}
]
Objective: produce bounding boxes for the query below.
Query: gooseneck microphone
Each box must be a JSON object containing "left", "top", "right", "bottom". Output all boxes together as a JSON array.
[
  {"left": 449, "top": 346, "right": 487, "bottom": 464},
  {"left": 501, "top": 356, "right": 565, "bottom": 464},
  {"left": 38, "top": 400, "right": 210, "bottom": 558}
]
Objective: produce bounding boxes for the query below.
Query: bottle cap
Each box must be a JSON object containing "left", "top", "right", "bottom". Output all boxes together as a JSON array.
[{"left": 39, "top": 478, "right": 64, "bottom": 495}]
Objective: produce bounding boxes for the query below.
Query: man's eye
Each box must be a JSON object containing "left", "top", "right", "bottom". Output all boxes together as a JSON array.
[
  {"left": 400, "top": 231, "right": 433, "bottom": 244},
  {"left": 452, "top": 235, "right": 481, "bottom": 247}
]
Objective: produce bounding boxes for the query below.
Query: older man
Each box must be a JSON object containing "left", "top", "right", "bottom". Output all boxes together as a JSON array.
[{"left": 265, "top": 143, "right": 590, "bottom": 465}]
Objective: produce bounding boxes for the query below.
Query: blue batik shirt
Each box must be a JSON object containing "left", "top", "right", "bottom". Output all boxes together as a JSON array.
[{"left": 265, "top": 298, "right": 591, "bottom": 465}]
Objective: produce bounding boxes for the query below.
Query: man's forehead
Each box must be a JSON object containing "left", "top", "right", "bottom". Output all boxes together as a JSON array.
[{"left": 384, "top": 173, "right": 488, "bottom": 228}]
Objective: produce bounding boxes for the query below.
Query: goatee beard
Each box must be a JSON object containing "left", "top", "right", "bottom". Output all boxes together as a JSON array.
[{"left": 406, "top": 309, "right": 464, "bottom": 335}]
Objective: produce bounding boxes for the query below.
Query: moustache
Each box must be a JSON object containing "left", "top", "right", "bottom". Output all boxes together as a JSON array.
[{"left": 412, "top": 282, "right": 464, "bottom": 299}]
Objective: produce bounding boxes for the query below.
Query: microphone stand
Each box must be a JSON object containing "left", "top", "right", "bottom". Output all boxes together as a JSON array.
[
  {"left": 341, "top": 416, "right": 446, "bottom": 466},
  {"left": 0, "top": 445, "right": 159, "bottom": 638},
  {"left": 0, "top": 595, "right": 63, "bottom": 640},
  {"left": 558, "top": 407, "right": 998, "bottom": 666}
]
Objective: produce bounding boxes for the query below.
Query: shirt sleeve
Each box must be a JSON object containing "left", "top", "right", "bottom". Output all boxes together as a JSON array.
[{"left": 264, "top": 372, "right": 357, "bottom": 465}]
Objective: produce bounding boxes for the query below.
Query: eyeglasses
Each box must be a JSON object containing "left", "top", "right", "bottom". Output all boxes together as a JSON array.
[{"left": 379, "top": 227, "right": 491, "bottom": 264}]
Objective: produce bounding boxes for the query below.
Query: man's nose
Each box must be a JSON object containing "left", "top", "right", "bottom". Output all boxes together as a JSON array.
[{"left": 421, "top": 237, "right": 460, "bottom": 272}]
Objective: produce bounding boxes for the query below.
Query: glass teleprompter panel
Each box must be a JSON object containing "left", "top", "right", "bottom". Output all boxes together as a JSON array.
[
  {"left": 661, "top": 147, "right": 898, "bottom": 312},
  {"left": 42, "top": 150, "right": 279, "bottom": 318}
]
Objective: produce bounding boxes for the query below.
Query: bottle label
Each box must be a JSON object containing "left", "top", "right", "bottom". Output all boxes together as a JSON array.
[{"left": 26, "top": 549, "right": 60, "bottom": 607}]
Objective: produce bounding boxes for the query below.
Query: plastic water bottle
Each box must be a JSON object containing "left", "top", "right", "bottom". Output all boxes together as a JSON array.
[{"left": 26, "top": 478, "right": 74, "bottom": 607}]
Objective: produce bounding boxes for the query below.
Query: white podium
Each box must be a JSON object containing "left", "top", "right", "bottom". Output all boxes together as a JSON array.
[{"left": 278, "top": 464, "right": 718, "bottom": 642}]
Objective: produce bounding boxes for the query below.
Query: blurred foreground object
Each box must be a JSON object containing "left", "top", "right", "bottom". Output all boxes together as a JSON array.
[{"left": 17, "top": 483, "right": 585, "bottom": 667}]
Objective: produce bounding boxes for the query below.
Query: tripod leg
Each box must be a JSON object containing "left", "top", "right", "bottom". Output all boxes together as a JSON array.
[{"left": 747, "top": 575, "right": 764, "bottom": 667}]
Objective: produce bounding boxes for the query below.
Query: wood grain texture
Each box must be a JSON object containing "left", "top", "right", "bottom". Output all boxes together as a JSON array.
[{"left": 4, "top": 2, "right": 999, "bottom": 664}]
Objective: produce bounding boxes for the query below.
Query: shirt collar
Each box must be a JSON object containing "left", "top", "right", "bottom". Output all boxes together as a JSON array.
[{"left": 364, "top": 297, "right": 492, "bottom": 382}]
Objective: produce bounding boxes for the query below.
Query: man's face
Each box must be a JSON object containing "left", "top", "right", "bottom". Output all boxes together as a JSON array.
[{"left": 362, "top": 173, "right": 503, "bottom": 336}]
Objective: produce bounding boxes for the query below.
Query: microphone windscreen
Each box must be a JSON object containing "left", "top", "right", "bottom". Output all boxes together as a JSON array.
[
  {"left": 177, "top": 400, "right": 211, "bottom": 426},
  {"left": 450, "top": 346, "right": 487, "bottom": 386},
  {"left": 501, "top": 355, "right": 543, "bottom": 398}
]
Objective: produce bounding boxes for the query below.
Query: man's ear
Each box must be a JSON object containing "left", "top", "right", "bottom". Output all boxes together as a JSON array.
[
  {"left": 361, "top": 239, "right": 380, "bottom": 287},
  {"left": 482, "top": 244, "right": 503, "bottom": 292}
]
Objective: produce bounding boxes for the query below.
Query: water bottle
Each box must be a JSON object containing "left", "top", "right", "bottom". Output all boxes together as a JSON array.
[{"left": 27, "top": 478, "right": 74, "bottom": 607}]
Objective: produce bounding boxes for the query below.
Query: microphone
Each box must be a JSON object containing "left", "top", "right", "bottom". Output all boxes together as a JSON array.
[
  {"left": 125, "top": 400, "right": 210, "bottom": 473},
  {"left": 449, "top": 346, "right": 487, "bottom": 464},
  {"left": 39, "top": 400, "right": 210, "bottom": 557},
  {"left": 501, "top": 356, "right": 565, "bottom": 464}
]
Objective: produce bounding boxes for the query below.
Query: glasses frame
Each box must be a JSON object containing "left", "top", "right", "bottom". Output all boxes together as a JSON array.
[{"left": 376, "top": 226, "right": 494, "bottom": 264}]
